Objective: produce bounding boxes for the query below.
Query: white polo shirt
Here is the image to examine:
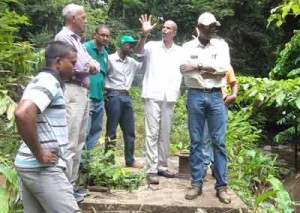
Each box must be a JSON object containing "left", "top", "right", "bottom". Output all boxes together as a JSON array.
[
  {"left": 182, "top": 37, "right": 231, "bottom": 89},
  {"left": 141, "top": 41, "right": 183, "bottom": 102}
]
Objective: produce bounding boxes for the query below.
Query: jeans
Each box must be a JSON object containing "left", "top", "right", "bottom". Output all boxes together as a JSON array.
[
  {"left": 83, "top": 99, "right": 104, "bottom": 163},
  {"left": 202, "top": 107, "right": 229, "bottom": 175},
  {"left": 187, "top": 88, "right": 227, "bottom": 191},
  {"left": 202, "top": 120, "right": 213, "bottom": 174},
  {"left": 104, "top": 92, "right": 135, "bottom": 165}
]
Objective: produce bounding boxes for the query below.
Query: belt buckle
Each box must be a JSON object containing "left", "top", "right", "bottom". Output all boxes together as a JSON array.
[{"left": 203, "top": 88, "right": 211, "bottom": 93}]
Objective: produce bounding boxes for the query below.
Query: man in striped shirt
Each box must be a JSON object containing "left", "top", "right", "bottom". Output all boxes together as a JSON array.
[{"left": 14, "top": 41, "right": 80, "bottom": 212}]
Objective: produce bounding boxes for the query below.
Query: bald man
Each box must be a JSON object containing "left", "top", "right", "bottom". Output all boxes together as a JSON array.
[{"left": 136, "top": 15, "right": 182, "bottom": 184}]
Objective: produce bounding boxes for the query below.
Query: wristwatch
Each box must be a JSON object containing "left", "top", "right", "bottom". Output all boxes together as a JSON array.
[{"left": 197, "top": 63, "right": 203, "bottom": 71}]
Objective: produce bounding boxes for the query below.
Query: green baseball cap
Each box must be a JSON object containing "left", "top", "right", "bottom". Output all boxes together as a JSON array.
[{"left": 120, "top": 35, "right": 137, "bottom": 44}]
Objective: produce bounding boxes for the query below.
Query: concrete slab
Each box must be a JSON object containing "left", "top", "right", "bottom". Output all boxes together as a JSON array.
[{"left": 80, "top": 157, "right": 248, "bottom": 213}]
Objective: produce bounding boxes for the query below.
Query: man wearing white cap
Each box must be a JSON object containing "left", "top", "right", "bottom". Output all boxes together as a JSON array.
[{"left": 180, "top": 12, "right": 232, "bottom": 203}]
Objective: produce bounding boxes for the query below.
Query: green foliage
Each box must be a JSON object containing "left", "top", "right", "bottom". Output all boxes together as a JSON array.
[
  {"left": 269, "top": 30, "right": 300, "bottom": 80},
  {"left": 170, "top": 93, "right": 189, "bottom": 154},
  {"left": 0, "top": 163, "right": 22, "bottom": 213},
  {"left": 237, "top": 76, "right": 300, "bottom": 142},
  {"left": 85, "top": 148, "right": 144, "bottom": 190},
  {"left": 254, "top": 175, "right": 294, "bottom": 212},
  {"left": 268, "top": 0, "right": 300, "bottom": 27}
]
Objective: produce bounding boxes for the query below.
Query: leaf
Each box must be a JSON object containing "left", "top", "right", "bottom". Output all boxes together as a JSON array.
[
  {"left": 276, "top": 93, "right": 286, "bottom": 106},
  {"left": 0, "top": 185, "right": 9, "bottom": 213},
  {"left": 255, "top": 190, "right": 277, "bottom": 205},
  {"left": 295, "top": 97, "right": 300, "bottom": 109}
]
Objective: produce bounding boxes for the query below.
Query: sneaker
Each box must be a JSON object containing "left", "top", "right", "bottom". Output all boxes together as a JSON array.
[
  {"left": 185, "top": 186, "right": 202, "bottom": 200},
  {"left": 74, "top": 186, "right": 90, "bottom": 197},
  {"left": 73, "top": 192, "right": 84, "bottom": 203},
  {"left": 147, "top": 174, "right": 159, "bottom": 184},
  {"left": 216, "top": 187, "right": 232, "bottom": 204}
]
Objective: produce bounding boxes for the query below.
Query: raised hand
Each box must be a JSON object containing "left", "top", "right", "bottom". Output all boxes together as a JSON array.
[{"left": 139, "top": 14, "right": 157, "bottom": 36}]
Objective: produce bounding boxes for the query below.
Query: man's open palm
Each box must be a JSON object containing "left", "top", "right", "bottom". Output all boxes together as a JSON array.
[{"left": 139, "top": 14, "right": 157, "bottom": 35}]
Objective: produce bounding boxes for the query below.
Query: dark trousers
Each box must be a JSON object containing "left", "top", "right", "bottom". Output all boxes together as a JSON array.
[{"left": 104, "top": 91, "right": 135, "bottom": 165}]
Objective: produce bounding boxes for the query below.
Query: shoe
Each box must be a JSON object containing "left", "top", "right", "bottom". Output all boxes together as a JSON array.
[
  {"left": 74, "top": 192, "right": 84, "bottom": 203},
  {"left": 126, "top": 161, "right": 143, "bottom": 169},
  {"left": 158, "top": 170, "right": 175, "bottom": 178},
  {"left": 185, "top": 186, "right": 202, "bottom": 200},
  {"left": 147, "top": 174, "right": 159, "bottom": 184},
  {"left": 74, "top": 187, "right": 91, "bottom": 197},
  {"left": 216, "top": 187, "right": 232, "bottom": 204}
]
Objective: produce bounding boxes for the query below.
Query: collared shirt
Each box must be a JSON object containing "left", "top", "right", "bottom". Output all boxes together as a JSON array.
[
  {"left": 141, "top": 41, "right": 183, "bottom": 102},
  {"left": 15, "top": 69, "right": 68, "bottom": 168},
  {"left": 105, "top": 52, "right": 142, "bottom": 90},
  {"left": 182, "top": 37, "right": 231, "bottom": 89},
  {"left": 84, "top": 40, "right": 108, "bottom": 101},
  {"left": 54, "top": 27, "right": 100, "bottom": 86}
]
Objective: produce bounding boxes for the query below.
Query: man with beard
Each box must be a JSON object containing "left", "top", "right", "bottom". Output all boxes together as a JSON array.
[{"left": 180, "top": 12, "right": 232, "bottom": 203}]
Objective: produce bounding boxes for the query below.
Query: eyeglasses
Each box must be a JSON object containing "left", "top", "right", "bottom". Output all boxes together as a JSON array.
[{"left": 95, "top": 31, "right": 110, "bottom": 38}]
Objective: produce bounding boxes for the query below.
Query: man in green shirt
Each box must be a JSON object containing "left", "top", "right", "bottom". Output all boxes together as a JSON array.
[{"left": 84, "top": 24, "right": 110, "bottom": 160}]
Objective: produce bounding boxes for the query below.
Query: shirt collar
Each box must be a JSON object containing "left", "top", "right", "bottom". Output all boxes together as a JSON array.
[
  {"left": 40, "top": 67, "right": 64, "bottom": 89},
  {"left": 62, "top": 26, "right": 81, "bottom": 41},
  {"left": 160, "top": 40, "right": 176, "bottom": 50},
  {"left": 114, "top": 51, "right": 128, "bottom": 63},
  {"left": 91, "top": 40, "right": 105, "bottom": 56}
]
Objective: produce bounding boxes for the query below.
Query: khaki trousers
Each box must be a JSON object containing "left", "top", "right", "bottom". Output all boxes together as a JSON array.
[
  {"left": 64, "top": 83, "right": 89, "bottom": 185},
  {"left": 145, "top": 98, "right": 175, "bottom": 174}
]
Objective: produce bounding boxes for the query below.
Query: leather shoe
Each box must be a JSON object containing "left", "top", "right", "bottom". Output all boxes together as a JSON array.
[
  {"left": 185, "top": 186, "right": 202, "bottom": 200},
  {"left": 216, "top": 187, "right": 232, "bottom": 204},
  {"left": 126, "top": 161, "right": 143, "bottom": 169},
  {"left": 158, "top": 170, "right": 175, "bottom": 178}
]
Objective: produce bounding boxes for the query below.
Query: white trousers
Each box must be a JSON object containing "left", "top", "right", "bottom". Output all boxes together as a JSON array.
[
  {"left": 64, "top": 83, "right": 89, "bottom": 185},
  {"left": 145, "top": 98, "right": 175, "bottom": 174}
]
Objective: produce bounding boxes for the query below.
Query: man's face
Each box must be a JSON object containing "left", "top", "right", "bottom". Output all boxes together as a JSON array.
[
  {"left": 162, "top": 21, "right": 176, "bottom": 41},
  {"left": 197, "top": 23, "right": 218, "bottom": 40},
  {"left": 58, "top": 51, "right": 77, "bottom": 80},
  {"left": 73, "top": 9, "right": 87, "bottom": 33},
  {"left": 121, "top": 42, "right": 136, "bottom": 56},
  {"left": 94, "top": 28, "right": 110, "bottom": 47}
]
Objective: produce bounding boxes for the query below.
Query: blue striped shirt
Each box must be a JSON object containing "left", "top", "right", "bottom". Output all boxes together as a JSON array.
[{"left": 15, "top": 69, "right": 68, "bottom": 168}]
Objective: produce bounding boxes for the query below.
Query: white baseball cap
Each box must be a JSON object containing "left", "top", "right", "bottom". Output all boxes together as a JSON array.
[{"left": 198, "top": 12, "right": 220, "bottom": 26}]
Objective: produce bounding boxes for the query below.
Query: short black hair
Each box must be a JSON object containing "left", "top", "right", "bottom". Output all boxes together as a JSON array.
[
  {"left": 45, "top": 41, "right": 77, "bottom": 66},
  {"left": 95, "top": 24, "right": 109, "bottom": 33}
]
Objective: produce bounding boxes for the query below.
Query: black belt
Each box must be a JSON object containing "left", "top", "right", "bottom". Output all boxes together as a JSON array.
[
  {"left": 105, "top": 89, "right": 129, "bottom": 96},
  {"left": 196, "top": 87, "right": 221, "bottom": 93}
]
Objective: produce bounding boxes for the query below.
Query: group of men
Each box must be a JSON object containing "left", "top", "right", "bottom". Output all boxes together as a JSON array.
[{"left": 14, "top": 3, "right": 238, "bottom": 212}]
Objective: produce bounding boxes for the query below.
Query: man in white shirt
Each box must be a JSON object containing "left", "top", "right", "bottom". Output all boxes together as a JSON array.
[
  {"left": 136, "top": 15, "right": 182, "bottom": 184},
  {"left": 180, "top": 12, "right": 232, "bottom": 204}
]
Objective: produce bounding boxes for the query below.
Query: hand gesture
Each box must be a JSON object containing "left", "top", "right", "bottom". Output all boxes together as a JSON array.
[
  {"left": 36, "top": 149, "right": 58, "bottom": 165},
  {"left": 139, "top": 14, "right": 157, "bottom": 36}
]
